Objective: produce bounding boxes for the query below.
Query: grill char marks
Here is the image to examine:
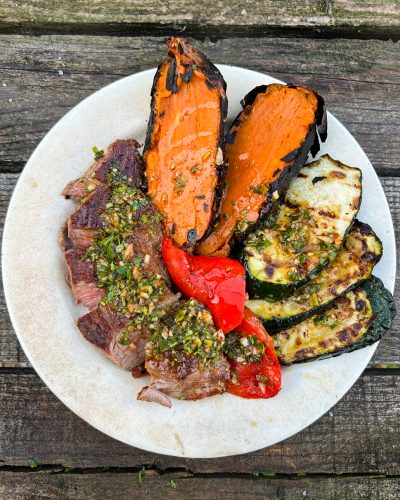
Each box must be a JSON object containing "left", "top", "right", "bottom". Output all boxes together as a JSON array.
[
  {"left": 77, "top": 306, "right": 147, "bottom": 370},
  {"left": 62, "top": 139, "right": 144, "bottom": 201},
  {"left": 67, "top": 184, "right": 109, "bottom": 248},
  {"left": 64, "top": 247, "right": 105, "bottom": 309},
  {"left": 62, "top": 138, "right": 181, "bottom": 372}
]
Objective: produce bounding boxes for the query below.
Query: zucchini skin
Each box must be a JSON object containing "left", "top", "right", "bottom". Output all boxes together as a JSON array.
[
  {"left": 245, "top": 258, "right": 324, "bottom": 301},
  {"left": 248, "top": 221, "right": 383, "bottom": 330},
  {"left": 243, "top": 155, "right": 362, "bottom": 300},
  {"left": 275, "top": 276, "right": 396, "bottom": 365}
]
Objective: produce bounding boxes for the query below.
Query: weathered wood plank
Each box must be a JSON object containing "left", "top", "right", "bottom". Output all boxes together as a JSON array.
[
  {"left": 0, "top": 471, "right": 399, "bottom": 500},
  {"left": 0, "top": 1, "right": 399, "bottom": 38},
  {"left": 0, "top": 36, "right": 399, "bottom": 173},
  {"left": 1, "top": 173, "right": 397, "bottom": 368},
  {"left": 0, "top": 370, "right": 399, "bottom": 473}
]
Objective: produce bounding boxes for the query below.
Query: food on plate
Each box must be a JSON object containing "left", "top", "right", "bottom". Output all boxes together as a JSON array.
[
  {"left": 62, "top": 142, "right": 180, "bottom": 372},
  {"left": 224, "top": 308, "right": 281, "bottom": 398},
  {"left": 196, "top": 83, "right": 327, "bottom": 257},
  {"left": 242, "top": 155, "right": 362, "bottom": 300},
  {"left": 65, "top": 184, "right": 110, "bottom": 248},
  {"left": 138, "top": 299, "right": 230, "bottom": 407},
  {"left": 61, "top": 38, "right": 394, "bottom": 408},
  {"left": 247, "top": 221, "right": 382, "bottom": 331},
  {"left": 273, "top": 277, "right": 395, "bottom": 364},
  {"left": 63, "top": 139, "right": 144, "bottom": 202},
  {"left": 64, "top": 247, "right": 105, "bottom": 309},
  {"left": 162, "top": 237, "right": 246, "bottom": 332},
  {"left": 144, "top": 37, "right": 227, "bottom": 250},
  {"left": 77, "top": 305, "right": 148, "bottom": 371}
]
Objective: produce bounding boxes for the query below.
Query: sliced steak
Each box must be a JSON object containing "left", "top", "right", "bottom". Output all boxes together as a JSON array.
[
  {"left": 138, "top": 356, "right": 230, "bottom": 408},
  {"left": 63, "top": 139, "right": 144, "bottom": 201},
  {"left": 137, "top": 300, "right": 230, "bottom": 407},
  {"left": 77, "top": 288, "right": 180, "bottom": 371},
  {"left": 64, "top": 247, "right": 105, "bottom": 309},
  {"left": 125, "top": 211, "right": 170, "bottom": 283},
  {"left": 60, "top": 222, "right": 73, "bottom": 251},
  {"left": 67, "top": 184, "right": 109, "bottom": 247},
  {"left": 77, "top": 306, "right": 147, "bottom": 371}
]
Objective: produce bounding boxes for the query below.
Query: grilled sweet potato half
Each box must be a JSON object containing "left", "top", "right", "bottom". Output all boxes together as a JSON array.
[
  {"left": 144, "top": 38, "right": 227, "bottom": 250},
  {"left": 196, "top": 83, "right": 327, "bottom": 257}
]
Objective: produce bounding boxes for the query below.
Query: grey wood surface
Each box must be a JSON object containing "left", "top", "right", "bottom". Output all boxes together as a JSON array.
[
  {"left": 1, "top": 36, "right": 399, "bottom": 174},
  {"left": 0, "top": 6, "right": 399, "bottom": 499},
  {"left": 1, "top": 471, "right": 399, "bottom": 500},
  {"left": 0, "top": 371, "right": 399, "bottom": 474},
  {"left": 0, "top": 0, "right": 399, "bottom": 38}
]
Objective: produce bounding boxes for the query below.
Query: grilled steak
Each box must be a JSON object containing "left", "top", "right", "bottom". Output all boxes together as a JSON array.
[
  {"left": 63, "top": 139, "right": 144, "bottom": 201},
  {"left": 64, "top": 247, "right": 104, "bottom": 309},
  {"left": 137, "top": 300, "right": 230, "bottom": 407},
  {"left": 78, "top": 305, "right": 146, "bottom": 370},
  {"left": 138, "top": 356, "right": 230, "bottom": 408},
  {"left": 78, "top": 287, "right": 180, "bottom": 370},
  {"left": 67, "top": 184, "right": 109, "bottom": 248}
]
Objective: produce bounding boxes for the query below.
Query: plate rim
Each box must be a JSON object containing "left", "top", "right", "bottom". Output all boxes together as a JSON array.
[{"left": 2, "top": 64, "right": 396, "bottom": 458}]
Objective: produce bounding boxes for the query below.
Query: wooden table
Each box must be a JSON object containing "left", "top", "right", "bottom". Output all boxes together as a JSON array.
[{"left": 0, "top": 2, "right": 399, "bottom": 498}]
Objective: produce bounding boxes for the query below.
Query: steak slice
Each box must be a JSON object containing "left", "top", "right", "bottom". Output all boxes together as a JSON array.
[
  {"left": 63, "top": 139, "right": 144, "bottom": 201},
  {"left": 77, "top": 306, "right": 147, "bottom": 371},
  {"left": 137, "top": 300, "right": 230, "bottom": 407},
  {"left": 67, "top": 184, "right": 109, "bottom": 248},
  {"left": 64, "top": 247, "right": 105, "bottom": 309},
  {"left": 138, "top": 356, "right": 230, "bottom": 408},
  {"left": 78, "top": 288, "right": 180, "bottom": 371}
]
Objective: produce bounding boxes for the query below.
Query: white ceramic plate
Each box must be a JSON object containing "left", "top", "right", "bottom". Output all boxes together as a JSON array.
[{"left": 2, "top": 66, "right": 396, "bottom": 458}]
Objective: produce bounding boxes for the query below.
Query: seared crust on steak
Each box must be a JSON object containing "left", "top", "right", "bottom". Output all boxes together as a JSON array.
[
  {"left": 78, "top": 306, "right": 147, "bottom": 371},
  {"left": 64, "top": 247, "right": 105, "bottom": 309},
  {"left": 63, "top": 139, "right": 144, "bottom": 201},
  {"left": 137, "top": 300, "right": 230, "bottom": 406},
  {"left": 138, "top": 356, "right": 230, "bottom": 407},
  {"left": 67, "top": 184, "right": 109, "bottom": 248}
]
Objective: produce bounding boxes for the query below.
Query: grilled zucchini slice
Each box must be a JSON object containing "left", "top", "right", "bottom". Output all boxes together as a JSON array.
[
  {"left": 247, "top": 221, "right": 382, "bottom": 330},
  {"left": 244, "top": 155, "right": 362, "bottom": 300},
  {"left": 273, "top": 277, "right": 395, "bottom": 365}
]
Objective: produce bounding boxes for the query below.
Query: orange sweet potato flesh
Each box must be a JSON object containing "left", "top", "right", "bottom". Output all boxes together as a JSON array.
[
  {"left": 144, "top": 38, "right": 227, "bottom": 250},
  {"left": 196, "top": 84, "right": 325, "bottom": 257}
]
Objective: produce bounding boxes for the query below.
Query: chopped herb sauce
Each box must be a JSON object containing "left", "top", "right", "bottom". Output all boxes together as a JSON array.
[
  {"left": 84, "top": 170, "right": 170, "bottom": 337},
  {"left": 148, "top": 299, "right": 225, "bottom": 366},
  {"left": 92, "top": 146, "right": 104, "bottom": 161},
  {"left": 224, "top": 332, "right": 265, "bottom": 364}
]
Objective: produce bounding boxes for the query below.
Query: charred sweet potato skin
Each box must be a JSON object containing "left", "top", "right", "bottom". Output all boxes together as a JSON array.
[
  {"left": 144, "top": 38, "right": 227, "bottom": 251},
  {"left": 196, "top": 83, "right": 326, "bottom": 257}
]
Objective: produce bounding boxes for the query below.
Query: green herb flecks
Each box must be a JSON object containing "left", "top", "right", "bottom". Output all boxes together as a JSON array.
[
  {"left": 92, "top": 146, "right": 104, "bottom": 161},
  {"left": 174, "top": 175, "right": 187, "bottom": 194},
  {"left": 234, "top": 219, "right": 249, "bottom": 234},
  {"left": 190, "top": 164, "right": 202, "bottom": 174},
  {"left": 224, "top": 332, "right": 265, "bottom": 364},
  {"left": 138, "top": 467, "right": 146, "bottom": 484},
  {"left": 149, "top": 299, "right": 225, "bottom": 366},
  {"left": 84, "top": 171, "right": 169, "bottom": 328}
]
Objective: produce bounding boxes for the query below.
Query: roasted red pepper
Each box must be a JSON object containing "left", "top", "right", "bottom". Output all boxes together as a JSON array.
[
  {"left": 226, "top": 308, "right": 281, "bottom": 399},
  {"left": 162, "top": 237, "right": 246, "bottom": 332}
]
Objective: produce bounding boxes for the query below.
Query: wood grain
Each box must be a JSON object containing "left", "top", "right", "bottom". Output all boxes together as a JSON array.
[
  {"left": 0, "top": 1, "right": 399, "bottom": 38},
  {"left": 0, "top": 470, "right": 399, "bottom": 500},
  {"left": 0, "top": 36, "right": 399, "bottom": 173},
  {"left": 1, "top": 173, "right": 398, "bottom": 368},
  {"left": 0, "top": 370, "right": 399, "bottom": 473}
]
